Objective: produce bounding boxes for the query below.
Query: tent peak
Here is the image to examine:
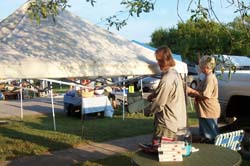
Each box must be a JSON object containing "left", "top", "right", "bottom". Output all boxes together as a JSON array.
[
  {"left": 0, "top": 1, "right": 30, "bottom": 40},
  {"left": 0, "top": 1, "right": 161, "bottom": 79}
]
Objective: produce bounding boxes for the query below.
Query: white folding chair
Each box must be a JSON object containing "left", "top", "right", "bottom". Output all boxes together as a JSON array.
[{"left": 214, "top": 130, "right": 244, "bottom": 151}]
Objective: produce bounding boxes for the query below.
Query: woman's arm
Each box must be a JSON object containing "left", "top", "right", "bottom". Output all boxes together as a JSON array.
[{"left": 187, "top": 86, "right": 207, "bottom": 100}]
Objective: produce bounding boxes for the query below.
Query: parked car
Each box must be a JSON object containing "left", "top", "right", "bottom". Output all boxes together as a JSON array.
[
  {"left": 214, "top": 55, "right": 250, "bottom": 69},
  {"left": 187, "top": 63, "right": 198, "bottom": 75},
  {"left": 137, "top": 76, "right": 161, "bottom": 92},
  {"left": 186, "top": 63, "right": 199, "bottom": 89},
  {"left": 187, "top": 75, "right": 199, "bottom": 89},
  {"left": 216, "top": 55, "right": 250, "bottom": 127}
]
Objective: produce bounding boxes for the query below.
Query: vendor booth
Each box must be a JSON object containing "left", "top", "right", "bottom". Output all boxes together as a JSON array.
[{"left": 0, "top": 1, "right": 187, "bottom": 131}]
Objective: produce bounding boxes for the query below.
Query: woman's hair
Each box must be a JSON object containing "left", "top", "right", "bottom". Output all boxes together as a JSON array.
[
  {"left": 155, "top": 46, "right": 175, "bottom": 68},
  {"left": 199, "top": 55, "right": 216, "bottom": 70}
]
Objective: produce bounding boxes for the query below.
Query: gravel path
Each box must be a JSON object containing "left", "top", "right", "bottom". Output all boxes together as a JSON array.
[{"left": 0, "top": 96, "right": 64, "bottom": 119}]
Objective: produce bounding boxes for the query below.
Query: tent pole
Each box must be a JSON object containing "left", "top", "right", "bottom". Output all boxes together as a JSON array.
[
  {"left": 20, "top": 79, "right": 23, "bottom": 121},
  {"left": 140, "top": 79, "right": 143, "bottom": 95},
  {"left": 140, "top": 79, "right": 144, "bottom": 116},
  {"left": 50, "top": 81, "right": 56, "bottom": 131},
  {"left": 81, "top": 99, "right": 84, "bottom": 139},
  {"left": 122, "top": 81, "right": 125, "bottom": 121},
  {"left": 183, "top": 74, "right": 189, "bottom": 128}
]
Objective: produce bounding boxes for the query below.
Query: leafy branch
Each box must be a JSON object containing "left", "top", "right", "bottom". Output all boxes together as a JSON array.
[
  {"left": 27, "top": 0, "right": 249, "bottom": 32},
  {"left": 186, "top": 0, "right": 249, "bottom": 37},
  {"left": 28, "top": 0, "right": 70, "bottom": 23},
  {"left": 105, "top": 0, "right": 155, "bottom": 30},
  {"left": 27, "top": 0, "right": 95, "bottom": 24},
  {"left": 105, "top": 15, "right": 128, "bottom": 31}
]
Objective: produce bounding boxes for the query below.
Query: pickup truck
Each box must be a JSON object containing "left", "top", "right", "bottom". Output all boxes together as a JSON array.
[
  {"left": 218, "top": 71, "right": 250, "bottom": 126},
  {"left": 216, "top": 55, "right": 250, "bottom": 128}
]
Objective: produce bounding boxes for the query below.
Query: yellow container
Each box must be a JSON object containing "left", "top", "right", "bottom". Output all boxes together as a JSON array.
[
  {"left": 81, "top": 90, "right": 94, "bottom": 98},
  {"left": 129, "top": 85, "right": 134, "bottom": 93}
]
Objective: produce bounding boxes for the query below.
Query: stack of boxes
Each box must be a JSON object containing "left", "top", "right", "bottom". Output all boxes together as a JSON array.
[{"left": 158, "top": 141, "right": 186, "bottom": 162}]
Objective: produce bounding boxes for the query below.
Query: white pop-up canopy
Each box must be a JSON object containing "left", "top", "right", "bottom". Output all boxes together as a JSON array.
[
  {"left": 0, "top": 2, "right": 188, "bottom": 130},
  {"left": 0, "top": 2, "right": 162, "bottom": 79},
  {"left": 132, "top": 40, "right": 188, "bottom": 75}
]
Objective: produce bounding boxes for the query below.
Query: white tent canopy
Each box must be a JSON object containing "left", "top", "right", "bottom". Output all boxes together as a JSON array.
[
  {"left": 0, "top": 2, "right": 187, "bottom": 129},
  {"left": 0, "top": 2, "right": 162, "bottom": 79},
  {"left": 133, "top": 42, "right": 188, "bottom": 75}
]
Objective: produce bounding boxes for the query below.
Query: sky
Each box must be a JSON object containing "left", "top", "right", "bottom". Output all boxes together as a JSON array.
[{"left": 0, "top": 0, "right": 243, "bottom": 43}]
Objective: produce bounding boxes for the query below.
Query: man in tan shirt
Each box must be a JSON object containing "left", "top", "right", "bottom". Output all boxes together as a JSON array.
[
  {"left": 141, "top": 46, "right": 187, "bottom": 152},
  {"left": 187, "top": 56, "right": 221, "bottom": 143}
]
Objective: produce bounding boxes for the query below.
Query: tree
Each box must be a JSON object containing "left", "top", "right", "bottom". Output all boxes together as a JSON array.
[
  {"left": 150, "top": 28, "right": 169, "bottom": 47},
  {"left": 227, "top": 16, "right": 250, "bottom": 55},
  {"left": 150, "top": 18, "right": 250, "bottom": 62},
  {"left": 28, "top": 0, "right": 155, "bottom": 29},
  {"left": 27, "top": 0, "right": 250, "bottom": 34}
]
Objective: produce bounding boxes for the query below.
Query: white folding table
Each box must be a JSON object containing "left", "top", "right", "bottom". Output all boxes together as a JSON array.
[{"left": 81, "top": 96, "right": 114, "bottom": 117}]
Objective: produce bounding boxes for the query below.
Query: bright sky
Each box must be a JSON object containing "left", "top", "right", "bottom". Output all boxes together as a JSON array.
[{"left": 0, "top": 0, "right": 243, "bottom": 43}]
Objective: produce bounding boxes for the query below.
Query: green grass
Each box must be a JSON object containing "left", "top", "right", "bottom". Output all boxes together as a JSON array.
[
  {"left": 1, "top": 94, "right": 248, "bottom": 165},
  {"left": 0, "top": 115, "right": 80, "bottom": 161},
  {"left": 187, "top": 98, "right": 198, "bottom": 126},
  {"left": 0, "top": 111, "right": 153, "bottom": 161},
  {"left": 52, "top": 83, "right": 70, "bottom": 93},
  {"left": 0, "top": 102, "right": 198, "bottom": 162}
]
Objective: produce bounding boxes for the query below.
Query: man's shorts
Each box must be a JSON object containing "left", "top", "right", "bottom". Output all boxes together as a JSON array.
[{"left": 153, "top": 125, "right": 176, "bottom": 140}]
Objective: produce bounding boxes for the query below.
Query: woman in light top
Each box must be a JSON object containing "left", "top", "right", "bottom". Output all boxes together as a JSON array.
[{"left": 187, "top": 55, "right": 221, "bottom": 143}]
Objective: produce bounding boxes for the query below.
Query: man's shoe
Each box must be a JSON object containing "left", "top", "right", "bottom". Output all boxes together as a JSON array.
[{"left": 138, "top": 143, "right": 158, "bottom": 153}]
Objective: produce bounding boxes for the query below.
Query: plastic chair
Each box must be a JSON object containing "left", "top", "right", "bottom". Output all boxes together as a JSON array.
[{"left": 214, "top": 130, "right": 244, "bottom": 151}]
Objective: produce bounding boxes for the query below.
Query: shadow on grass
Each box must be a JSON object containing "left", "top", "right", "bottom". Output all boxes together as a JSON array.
[
  {"left": 20, "top": 112, "right": 154, "bottom": 143},
  {"left": 1, "top": 127, "right": 73, "bottom": 149},
  {"left": 23, "top": 105, "right": 62, "bottom": 112},
  {"left": 0, "top": 127, "right": 73, "bottom": 160},
  {"left": 1, "top": 112, "right": 152, "bottom": 165},
  {"left": 5, "top": 146, "right": 135, "bottom": 166},
  {"left": 0, "top": 114, "right": 153, "bottom": 163},
  {"left": 21, "top": 113, "right": 83, "bottom": 136},
  {"left": 20, "top": 109, "right": 198, "bottom": 143}
]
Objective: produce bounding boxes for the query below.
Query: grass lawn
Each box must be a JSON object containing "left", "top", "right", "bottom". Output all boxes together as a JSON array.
[
  {"left": 0, "top": 103, "right": 198, "bottom": 162},
  {"left": 52, "top": 83, "right": 70, "bottom": 93},
  {"left": 0, "top": 110, "right": 153, "bottom": 161}
]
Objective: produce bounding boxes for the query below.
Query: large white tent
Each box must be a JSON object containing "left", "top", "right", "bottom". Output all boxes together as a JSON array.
[
  {"left": 0, "top": 2, "right": 188, "bottom": 79},
  {"left": 0, "top": 2, "right": 188, "bottom": 130},
  {"left": 132, "top": 41, "right": 188, "bottom": 75},
  {"left": 0, "top": 2, "right": 163, "bottom": 79}
]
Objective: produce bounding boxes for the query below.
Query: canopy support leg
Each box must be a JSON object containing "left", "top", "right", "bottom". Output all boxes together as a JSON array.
[
  {"left": 50, "top": 82, "right": 56, "bottom": 131},
  {"left": 20, "top": 79, "right": 23, "bottom": 121}
]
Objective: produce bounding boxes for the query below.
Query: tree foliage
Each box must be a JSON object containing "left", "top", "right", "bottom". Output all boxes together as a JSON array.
[
  {"left": 26, "top": 0, "right": 249, "bottom": 32},
  {"left": 150, "top": 18, "right": 250, "bottom": 62},
  {"left": 105, "top": 0, "right": 155, "bottom": 30},
  {"left": 28, "top": 0, "right": 70, "bottom": 24},
  {"left": 27, "top": 0, "right": 155, "bottom": 30},
  {"left": 227, "top": 16, "right": 250, "bottom": 54}
]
